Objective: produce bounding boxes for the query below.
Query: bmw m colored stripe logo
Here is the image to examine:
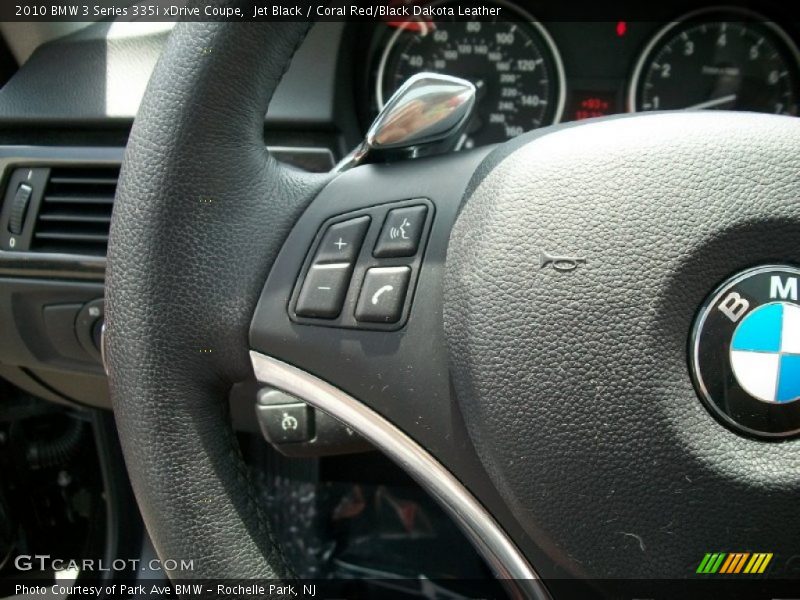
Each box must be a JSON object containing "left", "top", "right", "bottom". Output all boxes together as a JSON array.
[{"left": 696, "top": 552, "right": 773, "bottom": 574}]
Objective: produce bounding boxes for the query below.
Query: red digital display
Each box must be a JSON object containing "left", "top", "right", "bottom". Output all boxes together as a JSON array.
[{"left": 569, "top": 91, "right": 618, "bottom": 121}]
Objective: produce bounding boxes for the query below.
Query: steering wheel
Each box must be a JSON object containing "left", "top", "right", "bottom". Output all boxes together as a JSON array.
[{"left": 106, "top": 18, "right": 800, "bottom": 598}]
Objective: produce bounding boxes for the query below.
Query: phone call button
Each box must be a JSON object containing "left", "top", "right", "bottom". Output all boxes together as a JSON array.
[{"left": 355, "top": 266, "right": 411, "bottom": 323}]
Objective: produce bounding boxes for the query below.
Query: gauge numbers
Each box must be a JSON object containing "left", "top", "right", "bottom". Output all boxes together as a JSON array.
[
  {"left": 376, "top": 1, "right": 565, "bottom": 148},
  {"left": 630, "top": 10, "right": 800, "bottom": 115}
]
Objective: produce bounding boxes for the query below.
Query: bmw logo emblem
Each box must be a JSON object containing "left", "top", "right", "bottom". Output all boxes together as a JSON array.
[{"left": 691, "top": 265, "right": 800, "bottom": 438}]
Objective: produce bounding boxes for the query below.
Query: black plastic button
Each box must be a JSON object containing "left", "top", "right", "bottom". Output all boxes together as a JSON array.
[
  {"left": 74, "top": 298, "right": 104, "bottom": 362},
  {"left": 355, "top": 266, "right": 411, "bottom": 323},
  {"left": 373, "top": 205, "right": 427, "bottom": 258},
  {"left": 295, "top": 263, "right": 352, "bottom": 318},
  {"left": 8, "top": 183, "right": 32, "bottom": 235},
  {"left": 256, "top": 403, "right": 311, "bottom": 444},
  {"left": 315, "top": 216, "right": 370, "bottom": 264}
]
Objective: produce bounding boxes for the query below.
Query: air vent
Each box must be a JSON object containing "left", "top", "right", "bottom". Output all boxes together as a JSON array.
[{"left": 31, "top": 166, "right": 119, "bottom": 255}]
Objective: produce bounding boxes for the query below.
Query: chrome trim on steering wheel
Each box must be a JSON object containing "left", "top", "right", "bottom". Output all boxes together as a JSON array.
[{"left": 249, "top": 351, "right": 549, "bottom": 600}]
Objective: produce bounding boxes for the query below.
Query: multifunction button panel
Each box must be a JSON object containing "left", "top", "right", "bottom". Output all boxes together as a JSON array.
[{"left": 291, "top": 199, "right": 433, "bottom": 330}]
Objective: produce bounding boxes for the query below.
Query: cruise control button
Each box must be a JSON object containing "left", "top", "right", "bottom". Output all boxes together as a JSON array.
[
  {"left": 256, "top": 402, "right": 311, "bottom": 444},
  {"left": 373, "top": 205, "right": 427, "bottom": 258},
  {"left": 296, "top": 263, "right": 352, "bottom": 318},
  {"left": 355, "top": 266, "right": 411, "bottom": 323},
  {"left": 315, "top": 216, "right": 370, "bottom": 264}
]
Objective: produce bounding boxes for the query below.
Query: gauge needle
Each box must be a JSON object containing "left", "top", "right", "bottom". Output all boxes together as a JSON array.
[{"left": 684, "top": 94, "right": 737, "bottom": 110}]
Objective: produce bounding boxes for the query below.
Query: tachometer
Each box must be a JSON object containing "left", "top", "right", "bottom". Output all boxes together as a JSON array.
[
  {"left": 629, "top": 8, "right": 800, "bottom": 115},
  {"left": 375, "top": 0, "right": 565, "bottom": 149}
]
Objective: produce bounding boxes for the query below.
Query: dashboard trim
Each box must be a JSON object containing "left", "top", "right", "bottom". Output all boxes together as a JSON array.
[{"left": 250, "top": 350, "right": 550, "bottom": 600}]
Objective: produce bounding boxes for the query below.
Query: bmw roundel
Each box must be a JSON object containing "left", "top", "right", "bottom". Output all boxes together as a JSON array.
[{"left": 691, "top": 265, "right": 800, "bottom": 438}]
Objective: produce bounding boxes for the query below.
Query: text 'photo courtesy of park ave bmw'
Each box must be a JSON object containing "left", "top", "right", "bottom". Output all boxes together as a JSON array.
[{"left": 0, "top": 0, "right": 800, "bottom": 598}]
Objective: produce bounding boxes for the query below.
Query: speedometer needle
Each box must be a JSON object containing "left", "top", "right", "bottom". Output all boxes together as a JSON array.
[{"left": 684, "top": 94, "right": 737, "bottom": 110}]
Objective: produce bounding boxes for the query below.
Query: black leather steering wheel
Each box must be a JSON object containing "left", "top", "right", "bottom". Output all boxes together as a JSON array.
[
  {"left": 106, "top": 16, "right": 800, "bottom": 598},
  {"left": 106, "top": 21, "right": 328, "bottom": 579}
]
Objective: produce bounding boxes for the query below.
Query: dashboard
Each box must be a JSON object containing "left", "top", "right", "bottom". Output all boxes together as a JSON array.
[{"left": 355, "top": 2, "right": 800, "bottom": 148}]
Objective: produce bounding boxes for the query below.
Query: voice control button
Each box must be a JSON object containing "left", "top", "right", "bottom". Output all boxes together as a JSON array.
[{"left": 373, "top": 205, "right": 427, "bottom": 258}]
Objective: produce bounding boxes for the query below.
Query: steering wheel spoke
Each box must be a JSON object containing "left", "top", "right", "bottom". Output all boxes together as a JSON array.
[
  {"left": 248, "top": 149, "right": 550, "bottom": 594},
  {"left": 250, "top": 150, "right": 484, "bottom": 459}
]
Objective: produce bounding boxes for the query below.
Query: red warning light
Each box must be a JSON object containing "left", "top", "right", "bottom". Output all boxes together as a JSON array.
[
  {"left": 616, "top": 21, "right": 627, "bottom": 38},
  {"left": 570, "top": 91, "right": 616, "bottom": 121}
]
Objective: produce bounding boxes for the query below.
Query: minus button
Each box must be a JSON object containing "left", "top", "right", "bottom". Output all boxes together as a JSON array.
[{"left": 295, "top": 263, "right": 352, "bottom": 319}]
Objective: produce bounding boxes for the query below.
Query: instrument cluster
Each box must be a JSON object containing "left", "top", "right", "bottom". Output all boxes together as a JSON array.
[{"left": 359, "top": 2, "right": 800, "bottom": 147}]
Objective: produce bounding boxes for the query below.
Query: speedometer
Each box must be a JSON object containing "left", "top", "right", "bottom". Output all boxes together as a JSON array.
[
  {"left": 629, "top": 8, "right": 800, "bottom": 115},
  {"left": 375, "top": 0, "right": 565, "bottom": 149}
]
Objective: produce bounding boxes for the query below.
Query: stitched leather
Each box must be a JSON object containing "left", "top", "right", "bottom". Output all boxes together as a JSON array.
[
  {"left": 445, "top": 112, "right": 800, "bottom": 578},
  {"left": 105, "top": 20, "right": 328, "bottom": 579}
]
